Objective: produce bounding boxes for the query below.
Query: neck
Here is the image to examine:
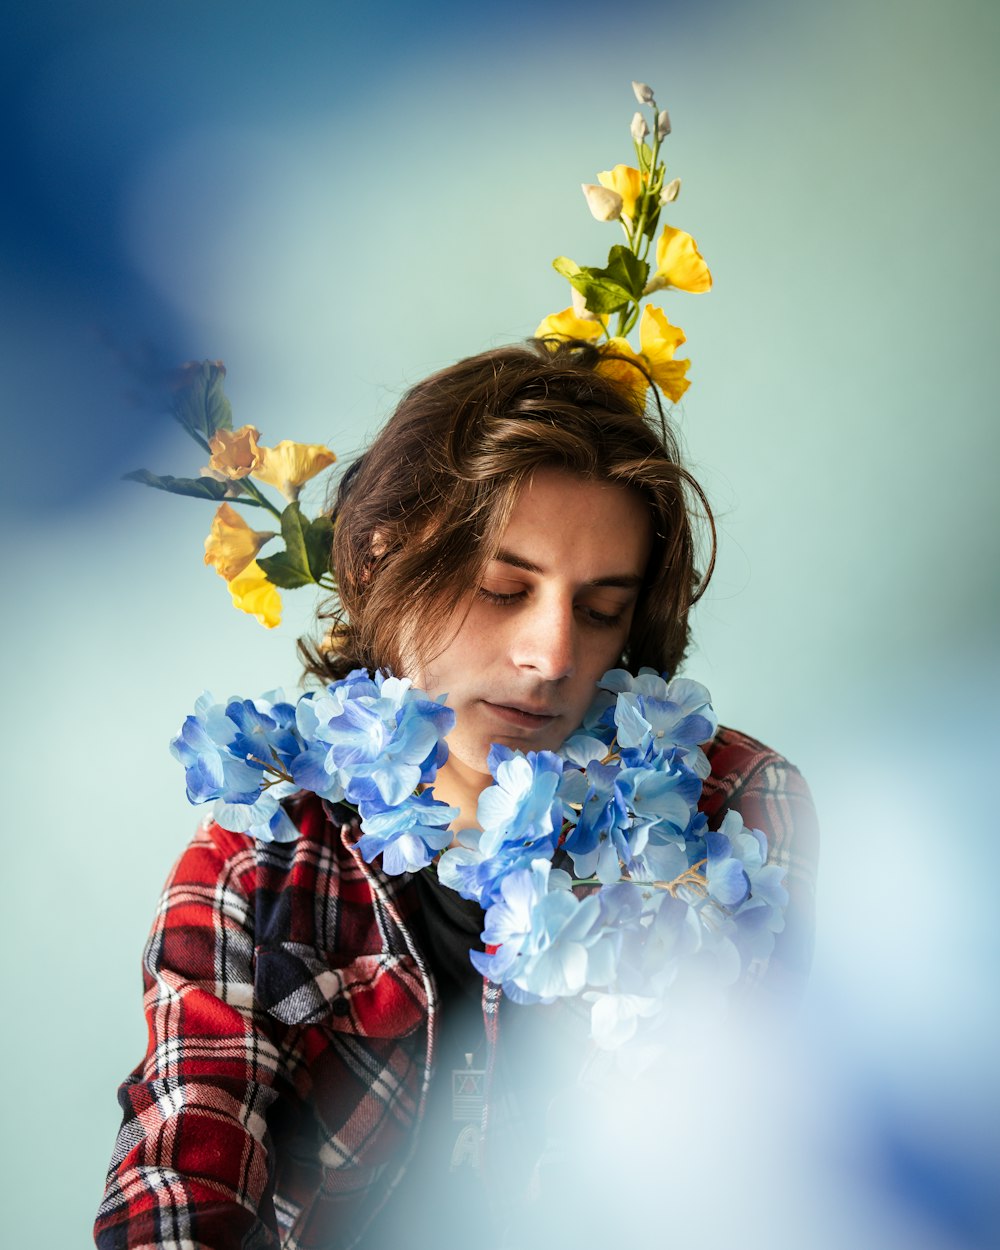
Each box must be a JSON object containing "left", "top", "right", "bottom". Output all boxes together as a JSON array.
[{"left": 431, "top": 756, "right": 489, "bottom": 842}]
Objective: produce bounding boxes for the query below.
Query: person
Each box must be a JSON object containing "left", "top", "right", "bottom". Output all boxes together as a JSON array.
[{"left": 94, "top": 340, "right": 819, "bottom": 1249}]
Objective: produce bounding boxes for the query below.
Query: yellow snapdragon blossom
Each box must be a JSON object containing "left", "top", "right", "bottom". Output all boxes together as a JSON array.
[
  {"left": 227, "top": 560, "right": 282, "bottom": 628},
  {"left": 597, "top": 165, "right": 644, "bottom": 221},
  {"left": 204, "top": 503, "right": 276, "bottom": 581},
  {"left": 251, "top": 441, "right": 336, "bottom": 502},
  {"left": 208, "top": 425, "right": 263, "bottom": 478},
  {"left": 597, "top": 306, "right": 690, "bottom": 403},
  {"left": 534, "top": 308, "right": 605, "bottom": 343},
  {"left": 650, "top": 225, "right": 713, "bottom": 294}
]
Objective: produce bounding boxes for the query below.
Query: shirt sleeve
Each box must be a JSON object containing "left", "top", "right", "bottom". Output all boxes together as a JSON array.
[{"left": 94, "top": 824, "right": 288, "bottom": 1250}]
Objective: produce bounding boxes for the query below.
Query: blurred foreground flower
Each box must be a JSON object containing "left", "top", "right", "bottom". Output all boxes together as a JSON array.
[
  {"left": 126, "top": 363, "right": 338, "bottom": 626},
  {"left": 208, "top": 424, "right": 263, "bottom": 478}
]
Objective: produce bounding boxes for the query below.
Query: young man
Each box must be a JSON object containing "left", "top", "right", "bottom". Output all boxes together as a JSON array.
[{"left": 95, "top": 341, "right": 818, "bottom": 1249}]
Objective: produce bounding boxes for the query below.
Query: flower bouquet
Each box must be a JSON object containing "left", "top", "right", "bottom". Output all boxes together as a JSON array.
[{"left": 172, "top": 666, "right": 787, "bottom": 1050}]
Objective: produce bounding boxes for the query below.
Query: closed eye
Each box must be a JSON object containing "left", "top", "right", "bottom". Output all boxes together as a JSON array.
[
  {"left": 478, "top": 586, "right": 625, "bottom": 629},
  {"left": 478, "top": 587, "right": 525, "bottom": 607}
]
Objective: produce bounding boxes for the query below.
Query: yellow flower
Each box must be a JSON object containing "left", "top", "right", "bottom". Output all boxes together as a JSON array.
[
  {"left": 227, "top": 560, "right": 282, "bottom": 629},
  {"left": 204, "top": 503, "right": 276, "bottom": 581},
  {"left": 637, "top": 305, "right": 690, "bottom": 402},
  {"left": 597, "top": 165, "right": 644, "bottom": 221},
  {"left": 534, "top": 308, "right": 605, "bottom": 343},
  {"left": 596, "top": 338, "right": 650, "bottom": 401},
  {"left": 650, "top": 224, "right": 713, "bottom": 294},
  {"left": 251, "top": 440, "right": 336, "bottom": 502},
  {"left": 208, "top": 425, "right": 263, "bottom": 479},
  {"left": 595, "top": 306, "right": 690, "bottom": 404}
]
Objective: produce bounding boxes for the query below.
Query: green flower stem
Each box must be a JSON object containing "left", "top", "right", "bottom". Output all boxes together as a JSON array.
[
  {"left": 615, "top": 99, "right": 665, "bottom": 338},
  {"left": 185, "top": 429, "right": 213, "bottom": 454},
  {"left": 239, "top": 476, "right": 284, "bottom": 519}
]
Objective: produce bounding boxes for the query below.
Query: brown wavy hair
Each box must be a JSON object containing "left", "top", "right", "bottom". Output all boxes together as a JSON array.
[{"left": 299, "top": 339, "right": 715, "bottom": 684}]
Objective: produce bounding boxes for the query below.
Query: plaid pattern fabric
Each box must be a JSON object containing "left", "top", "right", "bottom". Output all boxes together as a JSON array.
[
  {"left": 700, "top": 726, "right": 820, "bottom": 987},
  {"left": 95, "top": 727, "right": 817, "bottom": 1249}
]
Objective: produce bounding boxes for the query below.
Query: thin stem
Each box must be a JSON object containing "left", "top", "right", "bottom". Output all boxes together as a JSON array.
[
  {"left": 239, "top": 476, "right": 284, "bottom": 519},
  {"left": 248, "top": 754, "right": 295, "bottom": 785}
]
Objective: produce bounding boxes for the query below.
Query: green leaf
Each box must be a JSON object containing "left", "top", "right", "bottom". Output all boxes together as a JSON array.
[
  {"left": 552, "top": 255, "right": 582, "bottom": 280},
  {"left": 303, "top": 513, "right": 334, "bottom": 583},
  {"left": 555, "top": 251, "right": 648, "bottom": 316},
  {"left": 258, "top": 503, "right": 312, "bottom": 588},
  {"left": 602, "top": 246, "right": 650, "bottom": 299},
  {"left": 122, "top": 469, "right": 230, "bottom": 501},
  {"left": 257, "top": 502, "right": 332, "bottom": 589},
  {"left": 568, "top": 271, "right": 632, "bottom": 316},
  {"left": 171, "top": 361, "right": 233, "bottom": 443}
]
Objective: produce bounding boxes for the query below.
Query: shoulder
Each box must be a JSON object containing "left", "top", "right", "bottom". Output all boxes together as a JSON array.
[
  {"left": 164, "top": 794, "right": 373, "bottom": 941},
  {"left": 700, "top": 724, "right": 813, "bottom": 829},
  {"left": 172, "top": 793, "right": 353, "bottom": 886},
  {"left": 699, "top": 724, "right": 819, "bottom": 911},
  {"left": 172, "top": 794, "right": 422, "bottom": 957}
]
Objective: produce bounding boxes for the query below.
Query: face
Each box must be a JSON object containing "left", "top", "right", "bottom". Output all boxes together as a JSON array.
[{"left": 407, "top": 467, "right": 652, "bottom": 800}]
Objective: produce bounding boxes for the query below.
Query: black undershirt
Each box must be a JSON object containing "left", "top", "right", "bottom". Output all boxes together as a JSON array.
[{"left": 354, "top": 869, "right": 582, "bottom": 1249}]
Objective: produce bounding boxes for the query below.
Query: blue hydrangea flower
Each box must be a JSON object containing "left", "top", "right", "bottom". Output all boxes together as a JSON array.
[
  {"left": 289, "top": 669, "right": 454, "bottom": 811},
  {"left": 713, "top": 810, "right": 788, "bottom": 960},
  {"left": 215, "top": 787, "right": 301, "bottom": 843},
  {"left": 438, "top": 746, "right": 565, "bottom": 905},
  {"left": 355, "top": 789, "right": 458, "bottom": 874},
  {"left": 477, "top": 746, "right": 564, "bottom": 856},
  {"left": 599, "top": 668, "right": 717, "bottom": 777},
  {"left": 559, "top": 739, "right": 698, "bottom": 883},
  {"left": 170, "top": 690, "right": 301, "bottom": 841},
  {"left": 320, "top": 672, "right": 454, "bottom": 806},
  {"left": 472, "top": 859, "right": 617, "bottom": 1003},
  {"left": 171, "top": 694, "right": 260, "bottom": 805}
]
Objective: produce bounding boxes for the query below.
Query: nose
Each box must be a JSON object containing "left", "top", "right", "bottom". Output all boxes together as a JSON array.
[{"left": 509, "top": 594, "right": 576, "bottom": 681}]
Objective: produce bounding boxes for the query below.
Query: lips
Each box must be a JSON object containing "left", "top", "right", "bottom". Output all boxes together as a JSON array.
[{"left": 481, "top": 700, "right": 559, "bottom": 731}]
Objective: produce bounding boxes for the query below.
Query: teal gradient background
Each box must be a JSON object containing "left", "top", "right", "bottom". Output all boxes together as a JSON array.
[{"left": 2, "top": 0, "right": 998, "bottom": 1244}]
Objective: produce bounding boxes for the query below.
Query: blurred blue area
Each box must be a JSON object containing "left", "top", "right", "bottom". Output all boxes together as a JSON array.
[
  {"left": 3, "top": 2, "right": 999, "bottom": 1247},
  {"left": 3, "top": 0, "right": 699, "bottom": 516}
]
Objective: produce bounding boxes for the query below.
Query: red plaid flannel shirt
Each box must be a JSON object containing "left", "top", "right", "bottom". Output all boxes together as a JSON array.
[{"left": 94, "top": 726, "right": 818, "bottom": 1249}]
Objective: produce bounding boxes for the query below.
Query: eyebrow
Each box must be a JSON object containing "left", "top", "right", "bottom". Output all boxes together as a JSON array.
[{"left": 493, "top": 548, "right": 644, "bottom": 590}]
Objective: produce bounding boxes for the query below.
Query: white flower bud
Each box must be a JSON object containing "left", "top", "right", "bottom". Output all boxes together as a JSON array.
[
  {"left": 630, "top": 111, "right": 649, "bottom": 143},
  {"left": 660, "top": 177, "right": 681, "bottom": 204},
  {"left": 632, "top": 81, "right": 655, "bottom": 105},
  {"left": 581, "top": 182, "right": 623, "bottom": 222},
  {"left": 571, "top": 285, "right": 599, "bottom": 321},
  {"left": 657, "top": 108, "right": 671, "bottom": 139}
]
